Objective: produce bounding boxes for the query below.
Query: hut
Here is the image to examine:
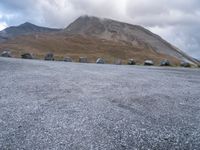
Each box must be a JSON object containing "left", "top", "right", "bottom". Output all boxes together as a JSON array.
[
  {"left": 96, "top": 58, "right": 105, "bottom": 64},
  {"left": 44, "top": 53, "right": 54, "bottom": 61},
  {"left": 21, "top": 53, "right": 33, "bottom": 59},
  {"left": 144, "top": 60, "right": 154, "bottom": 66},
  {"left": 128, "top": 59, "right": 136, "bottom": 65},
  {"left": 79, "top": 57, "right": 88, "bottom": 63}
]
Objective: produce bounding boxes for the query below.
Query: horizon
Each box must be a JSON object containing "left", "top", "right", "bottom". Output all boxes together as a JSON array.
[{"left": 0, "top": 0, "right": 200, "bottom": 59}]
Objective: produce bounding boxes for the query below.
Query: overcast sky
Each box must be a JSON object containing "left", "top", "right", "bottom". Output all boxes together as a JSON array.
[{"left": 0, "top": 0, "right": 199, "bottom": 59}]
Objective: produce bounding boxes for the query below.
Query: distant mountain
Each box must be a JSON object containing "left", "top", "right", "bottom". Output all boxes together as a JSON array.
[
  {"left": 0, "top": 16, "right": 199, "bottom": 66},
  {"left": 65, "top": 16, "right": 198, "bottom": 65},
  {"left": 0, "top": 22, "right": 61, "bottom": 42},
  {"left": 194, "top": 58, "right": 200, "bottom": 64}
]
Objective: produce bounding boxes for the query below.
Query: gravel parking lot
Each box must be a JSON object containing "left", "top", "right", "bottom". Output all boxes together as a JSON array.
[{"left": 0, "top": 57, "right": 200, "bottom": 150}]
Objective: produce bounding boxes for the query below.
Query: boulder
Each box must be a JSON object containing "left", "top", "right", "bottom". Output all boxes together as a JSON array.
[
  {"left": 144, "top": 60, "right": 154, "bottom": 66},
  {"left": 128, "top": 59, "right": 136, "bottom": 65},
  {"left": 64, "top": 57, "right": 73, "bottom": 62},
  {"left": 79, "top": 57, "right": 87, "bottom": 63},
  {"left": 1, "top": 51, "right": 12, "bottom": 57},
  {"left": 114, "top": 59, "right": 122, "bottom": 65},
  {"left": 160, "top": 59, "right": 170, "bottom": 66},
  {"left": 44, "top": 53, "right": 54, "bottom": 61},
  {"left": 180, "top": 61, "right": 191, "bottom": 67},
  {"left": 21, "top": 53, "right": 33, "bottom": 59},
  {"left": 96, "top": 58, "right": 105, "bottom": 64}
]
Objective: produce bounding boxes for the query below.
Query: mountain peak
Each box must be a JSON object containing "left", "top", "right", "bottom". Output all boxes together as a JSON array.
[
  {"left": 79, "top": 15, "right": 103, "bottom": 20},
  {"left": 65, "top": 15, "right": 142, "bottom": 36},
  {"left": 0, "top": 22, "right": 61, "bottom": 41},
  {"left": 20, "top": 22, "right": 36, "bottom": 27},
  {"left": 65, "top": 15, "right": 198, "bottom": 65}
]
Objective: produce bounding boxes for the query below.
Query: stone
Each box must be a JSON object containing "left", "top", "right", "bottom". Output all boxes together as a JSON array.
[
  {"left": 144, "top": 60, "right": 154, "bottom": 66},
  {"left": 1, "top": 51, "right": 12, "bottom": 57},
  {"left": 96, "top": 58, "right": 105, "bottom": 64},
  {"left": 128, "top": 59, "right": 136, "bottom": 65},
  {"left": 79, "top": 57, "right": 87, "bottom": 63},
  {"left": 64, "top": 57, "right": 73, "bottom": 62},
  {"left": 21, "top": 53, "right": 33, "bottom": 59},
  {"left": 160, "top": 59, "right": 170, "bottom": 66},
  {"left": 44, "top": 53, "right": 54, "bottom": 61},
  {"left": 180, "top": 61, "right": 191, "bottom": 67}
]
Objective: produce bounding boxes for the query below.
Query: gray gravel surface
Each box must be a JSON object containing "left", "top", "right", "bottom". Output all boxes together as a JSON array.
[{"left": 0, "top": 57, "right": 200, "bottom": 150}]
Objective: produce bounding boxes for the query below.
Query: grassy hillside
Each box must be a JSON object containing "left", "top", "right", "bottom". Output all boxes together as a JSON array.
[{"left": 0, "top": 33, "right": 180, "bottom": 65}]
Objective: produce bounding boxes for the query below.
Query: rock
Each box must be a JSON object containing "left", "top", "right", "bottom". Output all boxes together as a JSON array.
[
  {"left": 160, "top": 59, "right": 170, "bottom": 66},
  {"left": 144, "top": 60, "right": 154, "bottom": 66},
  {"left": 44, "top": 53, "right": 54, "bottom": 61},
  {"left": 128, "top": 59, "right": 136, "bottom": 65},
  {"left": 79, "top": 57, "right": 87, "bottom": 63},
  {"left": 21, "top": 53, "right": 33, "bottom": 59},
  {"left": 180, "top": 61, "right": 191, "bottom": 67},
  {"left": 96, "top": 58, "right": 105, "bottom": 64},
  {"left": 114, "top": 59, "right": 122, "bottom": 65},
  {"left": 64, "top": 57, "right": 73, "bottom": 62},
  {"left": 1, "top": 51, "right": 12, "bottom": 57}
]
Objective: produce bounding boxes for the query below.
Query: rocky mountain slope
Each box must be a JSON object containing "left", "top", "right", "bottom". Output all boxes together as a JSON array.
[
  {"left": 66, "top": 16, "right": 198, "bottom": 65},
  {"left": 0, "top": 16, "right": 199, "bottom": 66},
  {"left": 0, "top": 22, "right": 61, "bottom": 42}
]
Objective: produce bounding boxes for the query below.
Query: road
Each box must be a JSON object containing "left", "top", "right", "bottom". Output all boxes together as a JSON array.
[{"left": 0, "top": 57, "right": 200, "bottom": 150}]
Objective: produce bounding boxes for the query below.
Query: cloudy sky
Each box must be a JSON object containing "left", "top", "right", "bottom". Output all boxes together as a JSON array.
[{"left": 0, "top": 0, "right": 200, "bottom": 59}]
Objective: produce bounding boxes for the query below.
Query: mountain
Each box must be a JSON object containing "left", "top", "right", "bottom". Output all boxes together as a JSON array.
[
  {"left": 0, "top": 16, "right": 199, "bottom": 66},
  {"left": 66, "top": 16, "right": 198, "bottom": 65},
  {"left": 0, "top": 22, "right": 61, "bottom": 42}
]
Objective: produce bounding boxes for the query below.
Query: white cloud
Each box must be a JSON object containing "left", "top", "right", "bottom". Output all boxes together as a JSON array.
[{"left": 0, "top": 22, "right": 7, "bottom": 31}]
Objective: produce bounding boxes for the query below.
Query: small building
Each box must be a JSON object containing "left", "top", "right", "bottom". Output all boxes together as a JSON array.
[
  {"left": 44, "top": 53, "right": 54, "bottom": 61},
  {"left": 64, "top": 57, "right": 73, "bottom": 62},
  {"left": 128, "top": 59, "right": 136, "bottom": 65},
  {"left": 180, "top": 61, "right": 191, "bottom": 67},
  {"left": 21, "top": 53, "right": 33, "bottom": 59},
  {"left": 160, "top": 59, "right": 170, "bottom": 66},
  {"left": 1, "top": 50, "right": 12, "bottom": 57},
  {"left": 79, "top": 57, "right": 87, "bottom": 63},
  {"left": 96, "top": 58, "right": 105, "bottom": 64},
  {"left": 144, "top": 60, "right": 154, "bottom": 66}
]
